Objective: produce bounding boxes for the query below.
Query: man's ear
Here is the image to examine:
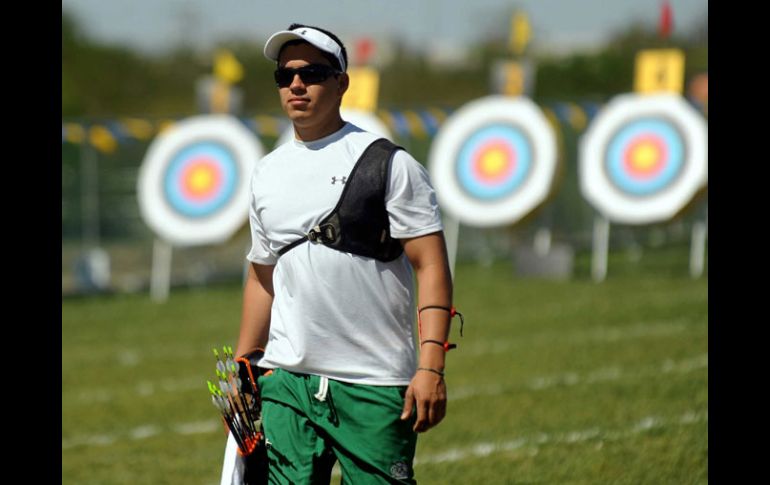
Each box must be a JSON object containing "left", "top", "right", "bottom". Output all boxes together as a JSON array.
[{"left": 337, "top": 73, "right": 349, "bottom": 97}]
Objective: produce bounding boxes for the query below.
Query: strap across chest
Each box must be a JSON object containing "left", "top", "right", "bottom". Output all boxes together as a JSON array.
[{"left": 277, "top": 138, "right": 405, "bottom": 262}]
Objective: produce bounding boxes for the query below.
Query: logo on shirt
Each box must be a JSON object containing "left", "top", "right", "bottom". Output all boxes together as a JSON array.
[{"left": 331, "top": 176, "right": 347, "bottom": 185}]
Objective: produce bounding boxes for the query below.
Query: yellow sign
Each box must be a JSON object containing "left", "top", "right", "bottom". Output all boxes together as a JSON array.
[
  {"left": 510, "top": 12, "right": 531, "bottom": 56},
  {"left": 341, "top": 67, "right": 380, "bottom": 112},
  {"left": 634, "top": 49, "right": 685, "bottom": 94},
  {"left": 492, "top": 60, "right": 533, "bottom": 96},
  {"left": 503, "top": 62, "right": 525, "bottom": 96},
  {"left": 210, "top": 80, "right": 231, "bottom": 114},
  {"left": 214, "top": 49, "right": 243, "bottom": 84}
]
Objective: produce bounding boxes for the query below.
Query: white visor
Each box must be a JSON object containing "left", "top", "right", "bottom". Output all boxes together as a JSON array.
[{"left": 264, "top": 27, "right": 346, "bottom": 72}]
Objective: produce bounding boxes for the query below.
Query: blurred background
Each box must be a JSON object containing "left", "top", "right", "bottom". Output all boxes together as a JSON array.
[
  {"left": 62, "top": 1, "right": 707, "bottom": 484},
  {"left": 62, "top": 0, "right": 707, "bottom": 295}
]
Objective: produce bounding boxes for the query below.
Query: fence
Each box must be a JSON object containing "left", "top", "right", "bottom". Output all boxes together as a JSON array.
[{"left": 61, "top": 101, "right": 707, "bottom": 296}]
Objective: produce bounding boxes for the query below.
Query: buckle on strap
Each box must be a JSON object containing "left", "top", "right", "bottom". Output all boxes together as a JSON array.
[{"left": 307, "top": 223, "right": 336, "bottom": 243}]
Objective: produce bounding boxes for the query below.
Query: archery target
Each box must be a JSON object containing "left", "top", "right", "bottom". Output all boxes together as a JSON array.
[
  {"left": 579, "top": 93, "right": 707, "bottom": 225},
  {"left": 275, "top": 108, "right": 393, "bottom": 147},
  {"left": 138, "top": 115, "right": 264, "bottom": 246},
  {"left": 428, "top": 95, "right": 557, "bottom": 227}
]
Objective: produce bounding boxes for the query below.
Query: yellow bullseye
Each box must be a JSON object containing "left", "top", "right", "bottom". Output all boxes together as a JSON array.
[
  {"left": 188, "top": 165, "right": 216, "bottom": 194},
  {"left": 479, "top": 148, "right": 509, "bottom": 176},
  {"left": 629, "top": 141, "right": 660, "bottom": 172}
]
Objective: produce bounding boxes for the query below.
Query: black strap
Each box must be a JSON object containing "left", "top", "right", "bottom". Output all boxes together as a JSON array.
[
  {"left": 277, "top": 223, "right": 337, "bottom": 256},
  {"left": 278, "top": 237, "right": 307, "bottom": 256},
  {"left": 277, "top": 138, "right": 400, "bottom": 258}
]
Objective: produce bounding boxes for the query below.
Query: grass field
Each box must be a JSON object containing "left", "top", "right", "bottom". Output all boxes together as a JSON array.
[{"left": 62, "top": 249, "right": 707, "bottom": 484}]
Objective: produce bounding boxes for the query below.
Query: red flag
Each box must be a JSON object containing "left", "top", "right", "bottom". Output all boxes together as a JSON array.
[
  {"left": 354, "top": 38, "right": 375, "bottom": 66},
  {"left": 659, "top": 0, "right": 673, "bottom": 38}
]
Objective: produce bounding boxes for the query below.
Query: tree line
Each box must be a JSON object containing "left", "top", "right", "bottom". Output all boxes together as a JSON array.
[{"left": 62, "top": 11, "right": 707, "bottom": 119}]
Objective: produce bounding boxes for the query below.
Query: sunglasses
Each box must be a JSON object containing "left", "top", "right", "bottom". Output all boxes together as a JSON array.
[{"left": 274, "top": 64, "right": 341, "bottom": 88}]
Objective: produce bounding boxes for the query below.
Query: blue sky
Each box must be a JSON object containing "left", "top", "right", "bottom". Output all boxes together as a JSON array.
[{"left": 62, "top": 0, "right": 708, "bottom": 56}]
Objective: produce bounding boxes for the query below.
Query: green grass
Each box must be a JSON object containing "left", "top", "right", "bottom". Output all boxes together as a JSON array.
[{"left": 62, "top": 252, "right": 707, "bottom": 484}]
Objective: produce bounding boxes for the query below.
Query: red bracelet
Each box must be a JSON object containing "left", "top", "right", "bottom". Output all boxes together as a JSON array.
[
  {"left": 418, "top": 305, "right": 465, "bottom": 336},
  {"left": 420, "top": 339, "right": 457, "bottom": 352}
]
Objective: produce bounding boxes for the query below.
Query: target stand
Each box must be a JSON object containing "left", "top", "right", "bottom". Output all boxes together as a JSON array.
[
  {"left": 428, "top": 95, "right": 559, "bottom": 276},
  {"left": 579, "top": 93, "right": 708, "bottom": 281},
  {"left": 138, "top": 115, "right": 265, "bottom": 301}
]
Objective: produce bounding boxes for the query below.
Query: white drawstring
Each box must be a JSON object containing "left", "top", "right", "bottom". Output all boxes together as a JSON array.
[{"left": 314, "top": 376, "right": 329, "bottom": 402}]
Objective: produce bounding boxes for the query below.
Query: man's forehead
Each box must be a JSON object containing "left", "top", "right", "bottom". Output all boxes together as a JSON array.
[{"left": 278, "top": 43, "right": 333, "bottom": 66}]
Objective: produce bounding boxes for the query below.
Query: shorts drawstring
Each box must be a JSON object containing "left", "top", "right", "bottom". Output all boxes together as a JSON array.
[
  {"left": 313, "top": 375, "right": 339, "bottom": 425},
  {"left": 314, "top": 376, "right": 329, "bottom": 402}
]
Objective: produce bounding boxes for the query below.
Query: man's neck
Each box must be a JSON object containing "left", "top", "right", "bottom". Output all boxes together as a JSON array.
[{"left": 293, "top": 116, "right": 346, "bottom": 142}]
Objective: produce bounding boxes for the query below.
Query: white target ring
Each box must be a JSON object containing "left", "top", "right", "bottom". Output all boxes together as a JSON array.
[
  {"left": 428, "top": 95, "right": 557, "bottom": 227},
  {"left": 275, "top": 108, "right": 393, "bottom": 147},
  {"left": 579, "top": 93, "right": 707, "bottom": 225},
  {"left": 137, "top": 114, "right": 264, "bottom": 246}
]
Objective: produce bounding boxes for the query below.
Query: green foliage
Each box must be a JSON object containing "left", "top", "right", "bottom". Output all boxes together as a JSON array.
[
  {"left": 61, "top": 10, "right": 708, "bottom": 117},
  {"left": 378, "top": 47, "right": 489, "bottom": 109},
  {"left": 62, "top": 12, "right": 205, "bottom": 117},
  {"left": 535, "top": 52, "right": 633, "bottom": 102},
  {"left": 534, "top": 23, "right": 707, "bottom": 103}
]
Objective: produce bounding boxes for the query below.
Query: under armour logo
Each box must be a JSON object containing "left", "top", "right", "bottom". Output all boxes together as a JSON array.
[{"left": 331, "top": 176, "right": 347, "bottom": 185}]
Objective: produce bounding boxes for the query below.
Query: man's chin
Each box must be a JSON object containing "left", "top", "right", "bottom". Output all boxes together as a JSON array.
[{"left": 287, "top": 109, "right": 311, "bottom": 122}]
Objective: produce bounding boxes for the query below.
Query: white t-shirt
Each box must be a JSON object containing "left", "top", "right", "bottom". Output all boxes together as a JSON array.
[{"left": 246, "top": 122, "right": 443, "bottom": 385}]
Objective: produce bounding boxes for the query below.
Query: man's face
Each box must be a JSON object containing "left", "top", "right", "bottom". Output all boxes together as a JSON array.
[{"left": 277, "top": 43, "right": 348, "bottom": 129}]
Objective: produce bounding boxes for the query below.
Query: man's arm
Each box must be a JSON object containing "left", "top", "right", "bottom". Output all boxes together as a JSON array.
[
  {"left": 235, "top": 262, "right": 275, "bottom": 357},
  {"left": 399, "top": 231, "right": 453, "bottom": 433}
]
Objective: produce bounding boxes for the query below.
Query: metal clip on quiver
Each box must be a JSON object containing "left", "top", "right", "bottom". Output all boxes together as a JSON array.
[{"left": 277, "top": 138, "right": 405, "bottom": 262}]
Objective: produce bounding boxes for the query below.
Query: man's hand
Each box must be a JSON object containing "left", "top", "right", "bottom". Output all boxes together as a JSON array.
[
  {"left": 236, "top": 348, "right": 266, "bottom": 397},
  {"left": 400, "top": 369, "right": 447, "bottom": 433}
]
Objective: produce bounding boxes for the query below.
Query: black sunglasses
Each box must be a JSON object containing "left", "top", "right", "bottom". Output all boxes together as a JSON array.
[{"left": 274, "top": 64, "right": 341, "bottom": 88}]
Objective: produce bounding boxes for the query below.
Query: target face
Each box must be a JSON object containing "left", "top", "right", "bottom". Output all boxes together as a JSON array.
[
  {"left": 605, "top": 118, "right": 684, "bottom": 196},
  {"left": 163, "top": 141, "right": 239, "bottom": 218},
  {"left": 456, "top": 123, "right": 532, "bottom": 200},
  {"left": 275, "top": 108, "right": 393, "bottom": 147},
  {"left": 138, "top": 115, "right": 264, "bottom": 246},
  {"left": 428, "top": 96, "right": 557, "bottom": 227},
  {"left": 579, "top": 94, "right": 707, "bottom": 224}
]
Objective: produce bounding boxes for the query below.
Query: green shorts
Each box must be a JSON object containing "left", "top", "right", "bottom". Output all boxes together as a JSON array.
[{"left": 258, "top": 368, "right": 417, "bottom": 484}]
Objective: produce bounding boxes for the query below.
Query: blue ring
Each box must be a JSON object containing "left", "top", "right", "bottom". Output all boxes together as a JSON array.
[
  {"left": 605, "top": 118, "right": 685, "bottom": 197},
  {"left": 163, "top": 141, "right": 239, "bottom": 218},
  {"left": 455, "top": 124, "right": 532, "bottom": 201}
]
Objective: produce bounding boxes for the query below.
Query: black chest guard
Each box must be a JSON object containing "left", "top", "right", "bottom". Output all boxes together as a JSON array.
[{"left": 277, "top": 138, "right": 405, "bottom": 262}]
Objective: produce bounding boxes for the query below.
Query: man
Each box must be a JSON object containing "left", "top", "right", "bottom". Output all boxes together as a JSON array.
[{"left": 224, "top": 23, "right": 455, "bottom": 484}]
